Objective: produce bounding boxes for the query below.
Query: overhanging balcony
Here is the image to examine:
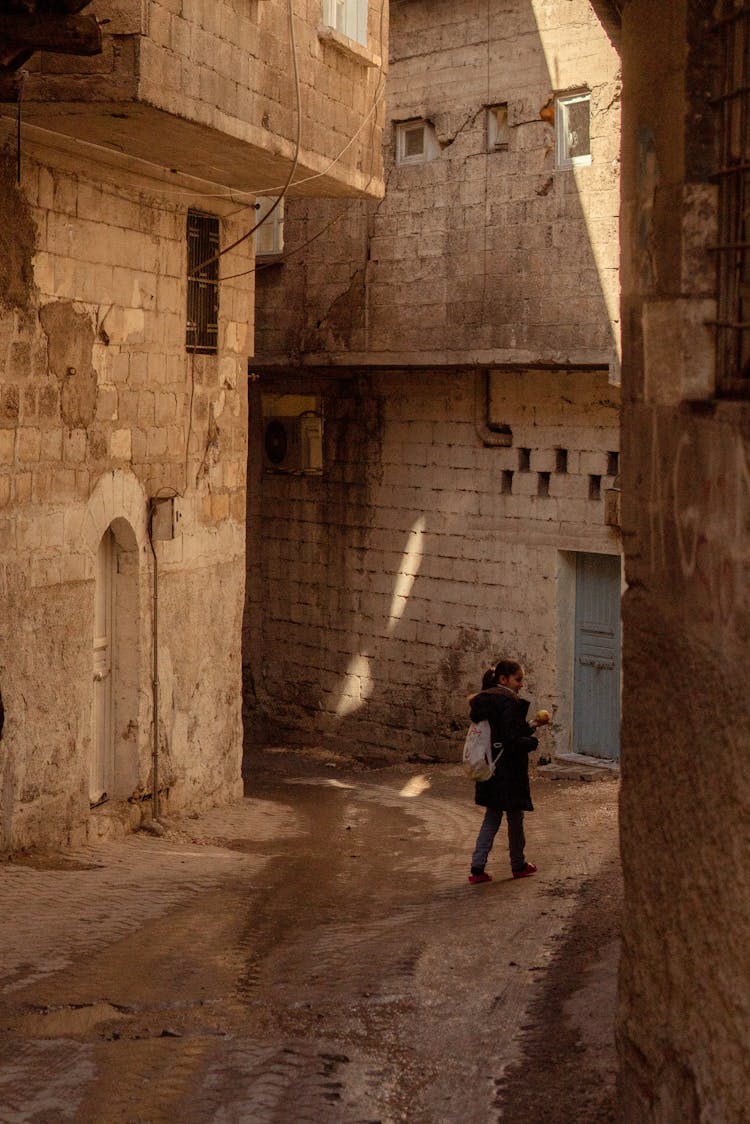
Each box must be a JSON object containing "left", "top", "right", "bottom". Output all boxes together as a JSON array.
[{"left": 0, "top": 0, "right": 386, "bottom": 200}]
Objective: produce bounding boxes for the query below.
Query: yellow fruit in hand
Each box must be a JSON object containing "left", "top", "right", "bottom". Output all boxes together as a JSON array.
[{"left": 536, "top": 709, "right": 550, "bottom": 722}]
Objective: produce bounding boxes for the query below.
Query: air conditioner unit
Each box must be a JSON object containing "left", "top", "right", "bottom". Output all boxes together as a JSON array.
[{"left": 263, "top": 415, "right": 323, "bottom": 473}]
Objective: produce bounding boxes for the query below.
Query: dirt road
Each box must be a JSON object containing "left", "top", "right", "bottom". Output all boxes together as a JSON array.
[{"left": 0, "top": 747, "right": 621, "bottom": 1122}]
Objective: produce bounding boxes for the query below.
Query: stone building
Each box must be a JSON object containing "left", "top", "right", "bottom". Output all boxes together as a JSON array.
[
  {"left": 247, "top": 0, "right": 622, "bottom": 764},
  {"left": 0, "top": 0, "right": 386, "bottom": 849},
  {"left": 616, "top": 0, "right": 750, "bottom": 1119}
]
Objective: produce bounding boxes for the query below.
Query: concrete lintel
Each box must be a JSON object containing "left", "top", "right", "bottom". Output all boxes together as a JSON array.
[{"left": 249, "top": 354, "right": 613, "bottom": 373}]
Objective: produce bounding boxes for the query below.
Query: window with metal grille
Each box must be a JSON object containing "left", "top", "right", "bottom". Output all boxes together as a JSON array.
[
  {"left": 715, "top": 1, "right": 750, "bottom": 394},
  {"left": 186, "top": 210, "right": 219, "bottom": 353}
]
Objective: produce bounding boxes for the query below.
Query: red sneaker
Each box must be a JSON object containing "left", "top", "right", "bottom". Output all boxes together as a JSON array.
[
  {"left": 468, "top": 872, "right": 492, "bottom": 884},
  {"left": 512, "top": 863, "right": 538, "bottom": 879}
]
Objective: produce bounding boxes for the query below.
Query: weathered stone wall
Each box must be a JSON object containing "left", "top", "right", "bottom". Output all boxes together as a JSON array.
[
  {"left": 255, "top": 0, "right": 620, "bottom": 364},
  {"left": 245, "top": 367, "right": 620, "bottom": 759},
  {"left": 0, "top": 144, "right": 250, "bottom": 849},
  {"left": 15, "top": 0, "right": 386, "bottom": 198},
  {"left": 617, "top": 1, "right": 750, "bottom": 1119}
]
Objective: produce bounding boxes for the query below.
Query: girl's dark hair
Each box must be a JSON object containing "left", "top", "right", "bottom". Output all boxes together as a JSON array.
[
  {"left": 482, "top": 659, "right": 523, "bottom": 689},
  {"left": 481, "top": 666, "right": 496, "bottom": 690}
]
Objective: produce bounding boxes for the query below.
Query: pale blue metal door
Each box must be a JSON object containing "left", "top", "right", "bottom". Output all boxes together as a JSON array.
[{"left": 573, "top": 552, "right": 621, "bottom": 760}]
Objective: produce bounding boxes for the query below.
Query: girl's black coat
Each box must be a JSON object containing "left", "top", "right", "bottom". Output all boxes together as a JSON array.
[{"left": 470, "top": 687, "right": 538, "bottom": 812}]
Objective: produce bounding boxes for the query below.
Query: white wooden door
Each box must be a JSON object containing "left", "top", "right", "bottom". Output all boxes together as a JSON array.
[
  {"left": 572, "top": 552, "right": 622, "bottom": 760},
  {"left": 91, "top": 530, "right": 114, "bottom": 804}
]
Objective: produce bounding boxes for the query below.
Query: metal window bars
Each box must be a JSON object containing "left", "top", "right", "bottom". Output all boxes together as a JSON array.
[
  {"left": 714, "top": 0, "right": 750, "bottom": 395},
  {"left": 186, "top": 210, "right": 219, "bottom": 354}
]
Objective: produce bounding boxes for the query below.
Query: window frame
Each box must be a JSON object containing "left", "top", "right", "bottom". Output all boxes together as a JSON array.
[
  {"left": 255, "top": 196, "right": 284, "bottom": 259},
  {"left": 186, "top": 209, "right": 220, "bottom": 355},
  {"left": 487, "top": 103, "right": 510, "bottom": 151},
  {"left": 321, "top": 0, "right": 367, "bottom": 47},
  {"left": 395, "top": 119, "right": 440, "bottom": 166},
  {"left": 555, "top": 90, "right": 592, "bottom": 170}
]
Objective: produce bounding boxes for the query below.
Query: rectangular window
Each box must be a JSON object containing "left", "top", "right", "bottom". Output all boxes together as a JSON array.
[
  {"left": 501, "top": 469, "right": 514, "bottom": 495},
  {"left": 396, "top": 119, "right": 440, "bottom": 166},
  {"left": 606, "top": 450, "right": 619, "bottom": 476},
  {"left": 487, "top": 103, "right": 509, "bottom": 151},
  {"left": 321, "top": 0, "right": 367, "bottom": 46},
  {"left": 255, "top": 196, "right": 284, "bottom": 257},
  {"left": 556, "top": 91, "right": 592, "bottom": 169},
  {"left": 589, "top": 474, "right": 602, "bottom": 501},
  {"left": 186, "top": 210, "right": 219, "bottom": 354},
  {"left": 538, "top": 471, "right": 551, "bottom": 497},
  {"left": 555, "top": 447, "right": 569, "bottom": 473},
  {"left": 518, "top": 447, "right": 531, "bottom": 472}
]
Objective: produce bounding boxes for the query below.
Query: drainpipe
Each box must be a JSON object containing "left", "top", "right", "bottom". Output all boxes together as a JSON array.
[
  {"left": 147, "top": 502, "right": 160, "bottom": 823},
  {"left": 474, "top": 369, "right": 513, "bottom": 447}
]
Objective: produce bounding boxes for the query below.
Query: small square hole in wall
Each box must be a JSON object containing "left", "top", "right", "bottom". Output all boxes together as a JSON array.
[
  {"left": 518, "top": 447, "right": 531, "bottom": 472},
  {"left": 555, "top": 448, "right": 568, "bottom": 473},
  {"left": 538, "top": 471, "right": 551, "bottom": 497},
  {"left": 589, "top": 474, "right": 602, "bottom": 500},
  {"left": 501, "top": 469, "right": 514, "bottom": 494},
  {"left": 607, "top": 451, "right": 619, "bottom": 476},
  {"left": 487, "top": 103, "right": 509, "bottom": 151}
]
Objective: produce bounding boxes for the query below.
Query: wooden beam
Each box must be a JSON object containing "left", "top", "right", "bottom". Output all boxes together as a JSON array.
[{"left": 0, "top": 13, "right": 102, "bottom": 57}]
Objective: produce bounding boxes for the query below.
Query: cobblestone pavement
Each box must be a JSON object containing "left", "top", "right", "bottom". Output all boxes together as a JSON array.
[{"left": 0, "top": 747, "right": 621, "bottom": 1123}]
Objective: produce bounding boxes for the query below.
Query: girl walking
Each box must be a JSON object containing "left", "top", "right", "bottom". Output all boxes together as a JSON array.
[{"left": 468, "top": 659, "right": 549, "bottom": 884}]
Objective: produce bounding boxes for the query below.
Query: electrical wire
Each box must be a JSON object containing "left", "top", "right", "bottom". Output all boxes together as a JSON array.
[
  {"left": 220, "top": 0, "right": 388, "bottom": 282},
  {"left": 0, "top": 3, "right": 387, "bottom": 248},
  {"left": 187, "top": 0, "right": 302, "bottom": 279},
  {"left": 219, "top": 85, "right": 386, "bottom": 220}
]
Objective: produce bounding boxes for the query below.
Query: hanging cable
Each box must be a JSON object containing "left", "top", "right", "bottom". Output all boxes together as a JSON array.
[
  {"left": 220, "top": 0, "right": 388, "bottom": 282},
  {"left": 187, "top": 0, "right": 302, "bottom": 280}
]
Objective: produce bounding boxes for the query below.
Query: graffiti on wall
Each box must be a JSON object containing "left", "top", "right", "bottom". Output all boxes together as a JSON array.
[{"left": 646, "top": 412, "right": 750, "bottom": 635}]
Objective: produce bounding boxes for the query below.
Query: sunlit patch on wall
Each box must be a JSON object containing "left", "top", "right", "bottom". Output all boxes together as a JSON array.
[
  {"left": 387, "top": 516, "right": 426, "bottom": 634},
  {"left": 333, "top": 652, "right": 373, "bottom": 718}
]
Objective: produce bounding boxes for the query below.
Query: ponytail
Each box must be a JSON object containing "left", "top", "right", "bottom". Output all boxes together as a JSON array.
[
  {"left": 481, "top": 659, "right": 523, "bottom": 689},
  {"left": 481, "top": 666, "right": 496, "bottom": 690}
]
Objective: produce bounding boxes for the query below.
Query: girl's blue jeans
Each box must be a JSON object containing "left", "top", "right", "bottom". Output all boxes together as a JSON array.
[{"left": 471, "top": 807, "right": 526, "bottom": 873}]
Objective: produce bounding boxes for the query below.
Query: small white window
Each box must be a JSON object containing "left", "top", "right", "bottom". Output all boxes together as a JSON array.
[
  {"left": 255, "top": 196, "right": 284, "bottom": 258},
  {"left": 555, "top": 91, "right": 592, "bottom": 168},
  {"left": 321, "top": 0, "right": 367, "bottom": 46},
  {"left": 487, "top": 104, "right": 509, "bottom": 151},
  {"left": 395, "top": 120, "right": 440, "bottom": 166}
]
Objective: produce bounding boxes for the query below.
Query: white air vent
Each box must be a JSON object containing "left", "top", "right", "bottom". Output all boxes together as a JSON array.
[{"left": 263, "top": 416, "right": 323, "bottom": 473}]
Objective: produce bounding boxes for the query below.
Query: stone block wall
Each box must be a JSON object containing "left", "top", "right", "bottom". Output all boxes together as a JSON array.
[
  {"left": 16, "top": 0, "right": 387, "bottom": 197},
  {"left": 245, "top": 367, "right": 620, "bottom": 759},
  {"left": 617, "top": 1, "right": 750, "bottom": 1119},
  {"left": 254, "top": 0, "right": 620, "bottom": 363},
  {"left": 0, "top": 145, "right": 251, "bottom": 849}
]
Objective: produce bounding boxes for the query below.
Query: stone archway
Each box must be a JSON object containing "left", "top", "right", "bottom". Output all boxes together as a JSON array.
[{"left": 81, "top": 471, "right": 150, "bottom": 804}]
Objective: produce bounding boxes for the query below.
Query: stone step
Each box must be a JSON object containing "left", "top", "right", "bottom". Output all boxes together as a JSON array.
[{"left": 537, "top": 753, "right": 620, "bottom": 783}]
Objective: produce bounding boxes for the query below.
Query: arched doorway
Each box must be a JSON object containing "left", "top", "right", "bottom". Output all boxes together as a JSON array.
[{"left": 91, "top": 518, "right": 140, "bottom": 805}]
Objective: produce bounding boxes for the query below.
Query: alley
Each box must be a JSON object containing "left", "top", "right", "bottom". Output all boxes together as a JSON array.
[{"left": 0, "top": 749, "right": 620, "bottom": 1123}]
